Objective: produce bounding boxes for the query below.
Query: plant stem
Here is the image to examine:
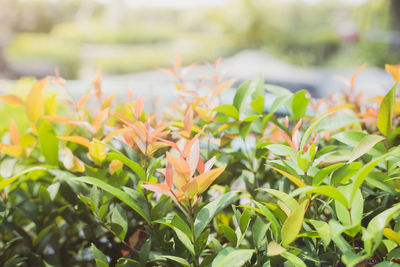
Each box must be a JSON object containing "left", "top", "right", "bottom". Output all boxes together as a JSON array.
[
  {"left": 99, "top": 220, "right": 138, "bottom": 254},
  {"left": 188, "top": 201, "right": 200, "bottom": 267}
]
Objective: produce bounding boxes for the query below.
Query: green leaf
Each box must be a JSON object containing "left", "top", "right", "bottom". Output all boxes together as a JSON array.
[
  {"left": 252, "top": 217, "right": 269, "bottom": 248},
  {"left": 239, "top": 208, "right": 252, "bottom": 234},
  {"left": 290, "top": 186, "right": 348, "bottom": 208},
  {"left": 194, "top": 192, "right": 237, "bottom": 238},
  {"left": 281, "top": 199, "right": 308, "bottom": 246},
  {"left": 312, "top": 163, "right": 345, "bottom": 186},
  {"left": 290, "top": 89, "right": 310, "bottom": 119},
  {"left": 239, "top": 121, "right": 253, "bottom": 139},
  {"left": 211, "top": 247, "right": 254, "bottom": 267},
  {"left": 300, "top": 107, "right": 352, "bottom": 152},
  {"left": 233, "top": 80, "right": 252, "bottom": 115},
  {"left": 365, "top": 204, "right": 400, "bottom": 254},
  {"left": 173, "top": 226, "right": 195, "bottom": 256},
  {"left": 330, "top": 162, "right": 362, "bottom": 185},
  {"left": 233, "top": 75, "right": 263, "bottom": 119},
  {"left": 72, "top": 176, "right": 151, "bottom": 223},
  {"left": 214, "top": 105, "right": 239, "bottom": 120},
  {"left": 309, "top": 220, "right": 331, "bottom": 249},
  {"left": 350, "top": 153, "right": 389, "bottom": 206},
  {"left": 139, "top": 239, "right": 151, "bottom": 266},
  {"left": 0, "top": 167, "right": 45, "bottom": 191},
  {"left": 220, "top": 224, "right": 237, "bottom": 245},
  {"left": 252, "top": 201, "right": 281, "bottom": 240},
  {"left": 107, "top": 152, "right": 146, "bottom": 180},
  {"left": 156, "top": 255, "right": 190, "bottom": 267},
  {"left": 281, "top": 251, "right": 307, "bottom": 267},
  {"left": 267, "top": 241, "right": 286, "bottom": 256},
  {"left": 91, "top": 243, "right": 109, "bottom": 267},
  {"left": 38, "top": 121, "right": 58, "bottom": 165},
  {"left": 171, "top": 214, "right": 192, "bottom": 240},
  {"left": 377, "top": 84, "right": 396, "bottom": 136},
  {"left": 348, "top": 135, "right": 385, "bottom": 162},
  {"left": 257, "top": 188, "right": 299, "bottom": 211},
  {"left": 266, "top": 144, "right": 297, "bottom": 159},
  {"left": 111, "top": 204, "right": 128, "bottom": 240},
  {"left": 251, "top": 94, "right": 264, "bottom": 114}
]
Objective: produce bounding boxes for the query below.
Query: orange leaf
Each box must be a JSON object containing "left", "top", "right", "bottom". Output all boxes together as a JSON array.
[
  {"left": 214, "top": 57, "right": 222, "bottom": 70},
  {"left": 213, "top": 80, "right": 235, "bottom": 95},
  {"left": 92, "top": 108, "right": 109, "bottom": 134},
  {"left": 385, "top": 64, "right": 400, "bottom": 82},
  {"left": 159, "top": 67, "right": 178, "bottom": 78},
  {"left": 103, "top": 128, "right": 128, "bottom": 143},
  {"left": 77, "top": 91, "right": 95, "bottom": 110},
  {"left": 182, "top": 165, "right": 226, "bottom": 198},
  {"left": 183, "top": 127, "right": 205, "bottom": 158},
  {"left": 58, "top": 136, "right": 90, "bottom": 148},
  {"left": 42, "top": 115, "right": 72, "bottom": 123},
  {"left": 93, "top": 72, "right": 102, "bottom": 99},
  {"left": 183, "top": 107, "right": 193, "bottom": 133},
  {"left": 101, "top": 93, "right": 116, "bottom": 110},
  {"left": 0, "top": 94, "right": 25, "bottom": 105},
  {"left": 292, "top": 119, "right": 303, "bottom": 137},
  {"left": 9, "top": 120, "right": 19, "bottom": 146},
  {"left": 165, "top": 161, "right": 173, "bottom": 188},
  {"left": 350, "top": 64, "right": 366, "bottom": 89},
  {"left": 134, "top": 96, "right": 144, "bottom": 119},
  {"left": 197, "top": 157, "right": 205, "bottom": 174},
  {"left": 141, "top": 183, "right": 174, "bottom": 199},
  {"left": 167, "top": 152, "right": 191, "bottom": 179},
  {"left": 186, "top": 139, "right": 199, "bottom": 177}
]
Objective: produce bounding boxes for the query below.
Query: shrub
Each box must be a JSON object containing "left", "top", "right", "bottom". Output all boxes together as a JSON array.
[{"left": 1, "top": 60, "right": 400, "bottom": 266}]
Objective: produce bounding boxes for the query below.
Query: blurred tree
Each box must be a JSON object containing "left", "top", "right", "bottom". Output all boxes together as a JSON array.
[
  {"left": 0, "top": 0, "right": 16, "bottom": 75},
  {"left": 390, "top": 0, "right": 400, "bottom": 51}
]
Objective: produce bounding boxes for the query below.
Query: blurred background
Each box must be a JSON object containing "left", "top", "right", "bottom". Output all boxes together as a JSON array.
[{"left": 0, "top": 0, "right": 398, "bottom": 96}]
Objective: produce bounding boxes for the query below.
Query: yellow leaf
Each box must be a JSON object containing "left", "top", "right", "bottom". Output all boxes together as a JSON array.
[
  {"left": 62, "top": 148, "right": 85, "bottom": 173},
  {"left": 147, "top": 141, "right": 169, "bottom": 155},
  {"left": 195, "top": 106, "right": 214, "bottom": 123},
  {"left": 384, "top": 228, "right": 400, "bottom": 245},
  {"left": 268, "top": 165, "right": 306, "bottom": 188},
  {"left": 267, "top": 241, "right": 286, "bottom": 256},
  {"left": 109, "top": 159, "right": 123, "bottom": 175},
  {"left": 20, "top": 134, "right": 36, "bottom": 148},
  {"left": 88, "top": 139, "right": 106, "bottom": 165},
  {"left": 58, "top": 136, "right": 91, "bottom": 148},
  {"left": 0, "top": 94, "right": 25, "bottom": 105},
  {"left": 385, "top": 64, "right": 400, "bottom": 82},
  {"left": 0, "top": 145, "right": 23, "bottom": 157},
  {"left": 26, "top": 78, "right": 48, "bottom": 122},
  {"left": 44, "top": 94, "right": 57, "bottom": 115},
  {"left": 173, "top": 82, "right": 185, "bottom": 91}
]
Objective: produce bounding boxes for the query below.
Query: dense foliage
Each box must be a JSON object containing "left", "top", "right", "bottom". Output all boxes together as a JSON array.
[{"left": 1, "top": 60, "right": 400, "bottom": 266}]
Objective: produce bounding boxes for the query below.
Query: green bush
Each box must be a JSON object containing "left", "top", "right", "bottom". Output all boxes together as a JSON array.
[{"left": 1, "top": 61, "right": 400, "bottom": 266}]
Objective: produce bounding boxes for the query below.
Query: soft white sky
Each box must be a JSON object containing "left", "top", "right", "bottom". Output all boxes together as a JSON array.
[{"left": 103, "top": 0, "right": 369, "bottom": 9}]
